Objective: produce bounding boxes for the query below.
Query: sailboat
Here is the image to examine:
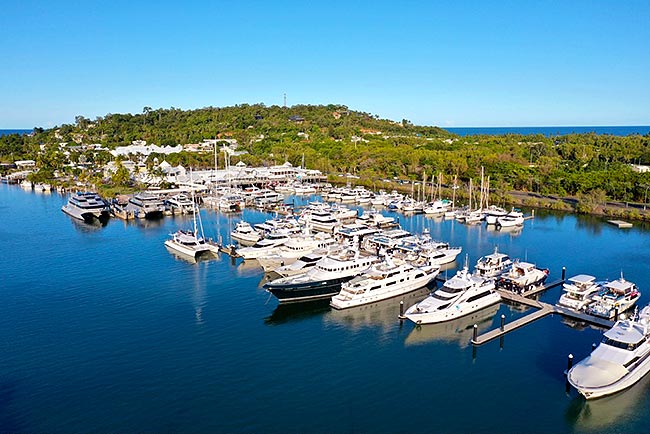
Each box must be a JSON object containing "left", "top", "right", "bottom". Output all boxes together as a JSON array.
[{"left": 165, "top": 171, "right": 218, "bottom": 260}]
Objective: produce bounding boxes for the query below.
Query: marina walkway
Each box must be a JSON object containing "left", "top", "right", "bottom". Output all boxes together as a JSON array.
[{"left": 471, "top": 280, "right": 615, "bottom": 346}]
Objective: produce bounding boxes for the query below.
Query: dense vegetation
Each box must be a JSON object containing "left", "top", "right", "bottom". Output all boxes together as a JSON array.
[{"left": 2, "top": 103, "right": 650, "bottom": 214}]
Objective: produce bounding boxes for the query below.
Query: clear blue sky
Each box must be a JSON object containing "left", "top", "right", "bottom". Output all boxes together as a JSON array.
[{"left": 1, "top": 0, "right": 649, "bottom": 128}]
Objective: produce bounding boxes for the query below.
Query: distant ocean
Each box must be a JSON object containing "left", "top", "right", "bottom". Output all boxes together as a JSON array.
[
  {"left": 445, "top": 125, "right": 650, "bottom": 136},
  {"left": 0, "top": 129, "right": 31, "bottom": 137}
]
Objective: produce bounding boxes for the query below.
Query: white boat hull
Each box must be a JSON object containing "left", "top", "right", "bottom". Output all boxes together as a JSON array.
[{"left": 404, "top": 292, "right": 501, "bottom": 325}]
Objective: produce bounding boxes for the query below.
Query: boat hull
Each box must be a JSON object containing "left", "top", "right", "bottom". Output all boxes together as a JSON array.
[
  {"left": 265, "top": 276, "right": 354, "bottom": 303},
  {"left": 403, "top": 292, "right": 501, "bottom": 325}
]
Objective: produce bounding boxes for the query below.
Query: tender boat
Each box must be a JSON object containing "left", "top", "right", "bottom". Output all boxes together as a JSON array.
[
  {"left": 497, "top": 261, "right": 549, "bottom": 293},
  {"left": 61, "top": 192, "right": 110, "bottom": 222},
  {"left": 402, "top": 263, "right": 501, "bottom": 324},
  {"left": 557, "top": 274, "right": 602, "bottom": 311},
  {"left": 264, "top": 248, "right": 379, "bottom": 303},
  {"left": 473, "top": 246, "right": 512, "bottom": 278},
  {"left": 586, "top": 275, "right": 641, "bottom": 319},
  {"left": 568, "top": 305, "right": 650, "bottom": 399},
  {"left": 330, "top": 256, "right": 440, "bottom": 310},
  {"left": 230, "top": 221, "right": 262, "bottom": 246}
]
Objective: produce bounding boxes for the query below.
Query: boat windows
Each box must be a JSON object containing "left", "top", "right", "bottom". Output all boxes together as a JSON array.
[
  {"left": 432, "top": 291, "right": 456, "bottom": 301},
  {"left": 602, "top": 335, "right": 646, "bottom": 351},
  {"left": 466, "top": 291, "right": 493, "bottom": 303}
]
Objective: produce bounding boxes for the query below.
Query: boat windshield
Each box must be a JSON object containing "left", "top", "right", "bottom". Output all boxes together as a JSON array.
[{"left": 602, "top": 336, "right": 646, "bottom": 351}]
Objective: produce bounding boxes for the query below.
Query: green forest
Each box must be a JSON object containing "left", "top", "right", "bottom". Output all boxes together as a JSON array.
[{"left": 2, "top": 103, "right": 650, "bottom": 215}]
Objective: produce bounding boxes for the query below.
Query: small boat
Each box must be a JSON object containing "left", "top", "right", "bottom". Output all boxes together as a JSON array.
[
  {"left": 497, "top": 261, "right": 549, "bottom": 293},
  {"left": 586, "top": 275, "right": 641, "bottom": 319},
  {"left": 473, "top": 246, "right": 512, "bottom": 278},
  {"left": 557, "top": 274, "right": 602, "bottom": 311},
  {"left": 402, "top": 262, "right": 501, "bottom": 325},
  {"left": 61, "top": 191, "right": 110, "bottom": 223},
  {"left": 568, "top": 305, "right": 650, "bottom": 399},
  {"left": 330, "top": 255, "right": 439, "bottom": 310}
]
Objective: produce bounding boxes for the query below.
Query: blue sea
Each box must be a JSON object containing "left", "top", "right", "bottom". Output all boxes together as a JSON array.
[
  {"left": 445, "top": 126, "right": 650, "bottom": 136},
  {"left": 0, "top": 129, "right": 31, "bottom": 137},
  {"left": 3, "top": 184, "right": 650, "bottom": 433}
]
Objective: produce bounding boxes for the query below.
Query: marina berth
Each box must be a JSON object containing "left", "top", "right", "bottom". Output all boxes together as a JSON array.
[
  {"left": 127, "top": 192, "right": 166, "bottom": 219},
  {"left": 165, "top": 193, "right": 196, "bottom": 215},
  {"left": 61, "top": 191, "right": 110, "bottom": 222},
  {"left": 264, "top": 248, "right": 380, "bottom": 303},
  {"left": 497, "top": 261, "right": 549, "bottom": 293},
  {"left": 557, "top": 274, "right": 602, "bottom": 311},
  {"left": 568, "top": 305, "right": 650, "bottom": 399},
  {"left": 402, "top": 263, "right": 501, "bottom": 325},
  {"left": 330, "top": 255, "right": 440, "bottom": 310},
  {"left": 586, "top": 275, "right": 641, "bottom": 319},
  {"left": 473, "top": 246, "right": 512, "bottom": 278}
]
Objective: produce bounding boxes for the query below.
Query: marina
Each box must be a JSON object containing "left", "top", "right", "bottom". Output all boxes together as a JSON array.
[{"left": 3, "top": 183, "right": 650, "bottom": 433}]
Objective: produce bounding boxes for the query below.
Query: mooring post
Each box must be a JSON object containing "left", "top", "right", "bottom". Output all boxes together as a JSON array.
[
  {"left": 500, "top": 314, "right": 506, "bottom": 332},
  {"left": 567, "top": 354, "right": 574, "bottom": 373},
  {"left": 592, "top": 343, "right": 597, "bottom": 352},
  {"left": 561, "top": 266, "right": 566, "bottom": 281},
  {"left": 614, "top": 307, "right": 619, "bottom": 321},
  {"left": 472, "top": 324, "right": 478, "bottom": 342},
  {"left": 399, "top": 301, "right": 404, "bottom": 319}
]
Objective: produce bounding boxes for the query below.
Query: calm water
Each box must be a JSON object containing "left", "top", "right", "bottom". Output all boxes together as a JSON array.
[
  {"left": 445, "top": 126, "right": 650, "bottom": 136},
  {"left": 2, "top": 185, "right": 650, "bottom": 433}
]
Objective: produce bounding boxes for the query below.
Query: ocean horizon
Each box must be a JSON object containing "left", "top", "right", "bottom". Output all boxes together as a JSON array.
[
  {"left": 3, "top": 125, "right": 650, "bottom": 138},
  {"left": 444, "top": 125, "right": 650, "bottom": 136}
]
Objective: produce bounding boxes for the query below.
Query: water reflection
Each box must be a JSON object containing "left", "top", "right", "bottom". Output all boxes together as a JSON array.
[
  {"left": 324, "top": 288, "right": 430, "bottom": 331},
  {"left": 265, "top": 300, "right": 331, "bottom": 325},
  {"left": 190, "top": 262, "right": 209, "bottom": 324},
  {"left": 69, "top": 217, "right": 107, "bottom": 232},
  {"left": 404, "top": 304, "right": 500, "bottom": 348},
  {"left": 566, "top": 372, "right": 650, "bottom": 432},
  {"left": 486, "top": 224, "right": 523, "bottom": 237},
  {"left": 236, "top": 259, "right": 263, "bottom": 278}
]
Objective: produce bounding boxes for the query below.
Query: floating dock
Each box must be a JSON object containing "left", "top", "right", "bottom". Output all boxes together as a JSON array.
[
  {"left": 608, "top": 220, "right": 633, "bottom": 228},
  {"left": 472, "top": 285, "right": 615, "bottom": 345}
]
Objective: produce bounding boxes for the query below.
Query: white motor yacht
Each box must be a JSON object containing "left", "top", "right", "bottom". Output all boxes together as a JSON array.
[
  {"left": 473, "top": 246, "right": 512, "bottom": 278},
  {"left": 61, "top": 191, "right": 110, "bottom": 222},
  {"left": 127, "top": 192, "right": 166, "bottom": 219},
  {"left": 402, "top": 265, "right": 501, "bottom": 325},
  {"left": 165, "top": 193, "right": 195, "bottom": 215},
  {"left": 257, "top": 232, "right": 337, "bottom": 272},
  {"left": 236, "top": 230, "right": 291, "bottom": 260},
  {"left": 568, "top": 305, "right": 650, "bottom": 399},
  {"left": 230, "top": 221, "right": 261, "bottom": 246},
  {"left": 330, "top": 256, "right": 440, "bottom": 310},
  {"left": 586, "top": 276, "right": 641, "bottom": 319},
  {"left": 557, "top": 274, "right": 602, "bottom": 311},
  {"left": 497, "top": 261, "right": 549, "bottom": 293},
  {"left": 497, "top": 209, "right": 525, "bottom": 227}
]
